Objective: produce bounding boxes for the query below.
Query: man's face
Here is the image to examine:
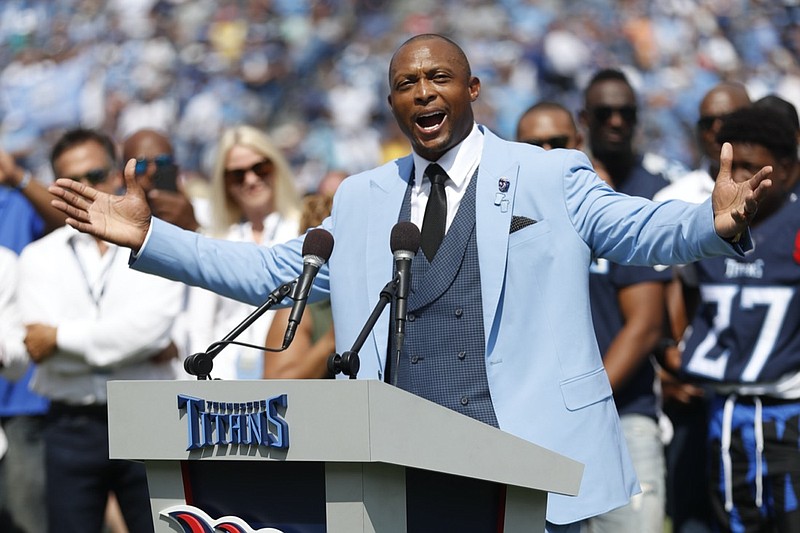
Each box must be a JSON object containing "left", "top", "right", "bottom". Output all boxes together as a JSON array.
[
  {"left": 516, "top": 108, "right": 581, "bottom": 150},
  {"left": 582, "top": 79, "right": 637, "bottom": 159},
  {"left": 53, "top": 140, "right": 121, "bottom": 194},
  {"left": 697, "top": 91, "right": 750, "bottom": 163},
  {"left": 122, "top": 132, "right": 174, "bottom": 193},
  {"left": 387, "top": 38, "right": 480, "bottom": 161}
]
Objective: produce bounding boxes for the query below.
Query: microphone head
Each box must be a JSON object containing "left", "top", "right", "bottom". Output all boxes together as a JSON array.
[
  {"left": 390, "top": 222, "right": 421, "bottom": 254},
  {"left": 302, "top": 228, "right": 334, "bottom": 261}
]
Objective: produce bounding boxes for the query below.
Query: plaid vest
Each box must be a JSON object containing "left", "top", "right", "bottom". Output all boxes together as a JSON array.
[{"left": 392, "top": 168, "right": 498, "bottom": 427}]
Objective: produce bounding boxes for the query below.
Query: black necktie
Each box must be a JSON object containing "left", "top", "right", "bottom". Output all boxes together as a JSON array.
[{"left": 421, "top": 163, "right": 448, "bottom": 261}]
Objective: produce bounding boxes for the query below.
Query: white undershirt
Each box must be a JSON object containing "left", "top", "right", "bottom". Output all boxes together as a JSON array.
[{"left": 410, "top": 123, "right": 484, "bottom": 232}]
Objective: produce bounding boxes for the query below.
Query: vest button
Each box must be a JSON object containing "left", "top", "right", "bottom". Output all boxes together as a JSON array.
[
  {"left": 411, "top": 355, "right": 419, "bottom": 364},
  {"left": 408, "top": 313, "right": 416, "bottom": 322},
  {"left": 455, "top": 307, "right": 463, "bottom": 317},
  {"left": 457, "top": 351, "right": 466, "bottom": 360},
  {"left": 460, "top": 396, "right": 469, "bottom": 406}
]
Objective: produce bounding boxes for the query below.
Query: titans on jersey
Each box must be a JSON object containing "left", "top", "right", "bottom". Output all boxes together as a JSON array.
[{"left": 681, "top": 188, "right": 800, "bottom": 385}]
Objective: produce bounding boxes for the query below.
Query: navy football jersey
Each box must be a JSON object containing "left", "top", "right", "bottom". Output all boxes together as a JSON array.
[
  {"left": 589, "top": 160, "right": 670, "bottom": 417},
  {"left": 682, "top": 187, "right": 800, "bottom": 385}
]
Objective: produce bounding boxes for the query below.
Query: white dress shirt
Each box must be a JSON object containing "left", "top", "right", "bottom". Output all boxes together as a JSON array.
[
  {"left": 0, "top": 246, "right": 28, "bottom": 381},
  {"left": 653, "top": 166, "right": 714, "bottom": 204},
  {"left": 410, "top": 123, "right": 484, "bottom": 232},
  {"left": 18, "top": 226, "right": 184, "bottom": 405},
  {"left": 175, "top": 212, "right": 300, "bottom": 380}
]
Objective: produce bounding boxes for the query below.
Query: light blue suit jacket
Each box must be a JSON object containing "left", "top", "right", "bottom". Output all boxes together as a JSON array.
[{"left": 134, "top": 126, "right": 746, "bottom": 524}]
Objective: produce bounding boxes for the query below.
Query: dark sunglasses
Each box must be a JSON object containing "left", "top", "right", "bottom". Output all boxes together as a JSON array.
[
  {"left": 591, "top": 105, "right": 637, "bottom": 124},
  {"left": 224, "top": 159, "right": 274, "bottom": 185},
  {"left": 63, "top": 168, "right": 110, "bottom": 184},
  {"left": 522, "top": 135, "right": 571, "bottom": 149},
  {"left": 134, "top": 154, "right": 174, "bottom": 175},
  {"left": 697, "top": 114, "right": 729, "bottom": 131}
]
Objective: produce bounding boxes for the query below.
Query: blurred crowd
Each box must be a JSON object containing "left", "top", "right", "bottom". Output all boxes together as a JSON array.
[{"left": 1, "top": 0, "right": 799, "bottom": 193}]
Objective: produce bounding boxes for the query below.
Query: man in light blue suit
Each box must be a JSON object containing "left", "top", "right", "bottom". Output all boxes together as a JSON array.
[{"left": 50, "top": 35, "right": 773, "bottom": 532}]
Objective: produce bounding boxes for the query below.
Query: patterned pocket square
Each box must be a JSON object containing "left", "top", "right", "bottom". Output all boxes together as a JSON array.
[{"left": 510, "top": 216, "right": 537, "bottom": 234}]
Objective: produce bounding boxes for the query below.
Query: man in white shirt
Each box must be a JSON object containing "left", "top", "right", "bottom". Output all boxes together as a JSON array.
[{"left": 19, "top": 128, "right": 184, "bottom": 533}]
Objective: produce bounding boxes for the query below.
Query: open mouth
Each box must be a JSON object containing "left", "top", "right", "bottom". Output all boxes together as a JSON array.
[{"left": 416, "top": 112, "right": 446, "bottom": 132}]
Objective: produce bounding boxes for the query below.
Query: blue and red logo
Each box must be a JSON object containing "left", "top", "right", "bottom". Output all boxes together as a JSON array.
[
  {"left": 177, "top": 394, "right": 289, "bottom": 451},
  {"left": 161, "top": 505, "right": 285, "bottom": 533}
]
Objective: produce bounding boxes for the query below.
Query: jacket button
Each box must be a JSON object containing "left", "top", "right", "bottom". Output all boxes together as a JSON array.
[
  {"left": 411, "top": 355, "right": 419, "bottom": 364},
  {"left": 455, "top": 307, "right": 463, "bottom": 317},
  {"left": 457, "top": 351, "right": 466, "bottom": 360},
  {"left": 460, "top": 396, "right": 469, "bottom": 406},
  {"left": 408, "top": 314, "right": 415, "bottom": 322}
]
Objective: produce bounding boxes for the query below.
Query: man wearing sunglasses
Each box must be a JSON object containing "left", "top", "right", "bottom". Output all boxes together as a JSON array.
[
  {"left": 19, "top": 128, "right": 185, "bottom": 533},
  {"left": 516, "top": 101, "right": 582, "bottom": 151},
  {"left": 579, "top": 68, "right": 672, "bottom": 533},
  {"left": 122, "top": 129, "right": 202, "bottom": 233}
]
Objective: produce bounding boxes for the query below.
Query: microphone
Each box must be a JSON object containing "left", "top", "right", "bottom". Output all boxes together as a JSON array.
[
  {"left": 282, "top": 228, "right": 334, "bottom": 349},
  {"left": 328, "top": 223, "right": 420, "bottom": 381},
  {"left": 390, "top": 222, "right": 421, "bottom": 357}
]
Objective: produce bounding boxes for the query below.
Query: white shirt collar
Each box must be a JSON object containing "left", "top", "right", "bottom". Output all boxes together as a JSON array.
[{"left": 412, "top": 123, "right": 483, "bottom": 187}]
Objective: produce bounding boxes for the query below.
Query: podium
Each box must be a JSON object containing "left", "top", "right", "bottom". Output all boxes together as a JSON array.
[{"left": 107, "top": 379, "right": 583, "bottom": 532}]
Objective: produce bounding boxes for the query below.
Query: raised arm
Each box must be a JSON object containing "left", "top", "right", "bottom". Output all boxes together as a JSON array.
[
  {"left": 49, "top": 159, "right": 153, "bottom": 251},
  {"left": 0, "top": 149, "right": 67, "bottom": 233}
]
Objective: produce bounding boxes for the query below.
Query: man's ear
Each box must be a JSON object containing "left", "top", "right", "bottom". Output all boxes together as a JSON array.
[{"left": 469, "top": 76, "right": 481, "bottom": 102}]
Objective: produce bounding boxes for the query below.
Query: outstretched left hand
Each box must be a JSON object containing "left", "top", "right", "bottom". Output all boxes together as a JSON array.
[{"left": 712, "top": 142, "right": 773, "bottom": 241}]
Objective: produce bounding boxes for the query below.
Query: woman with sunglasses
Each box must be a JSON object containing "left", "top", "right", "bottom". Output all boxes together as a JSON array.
[{"left": 182, "top": 125, "right": 302, "bottom": 380}]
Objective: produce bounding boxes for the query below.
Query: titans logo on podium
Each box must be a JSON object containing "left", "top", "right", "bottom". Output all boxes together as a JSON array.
[{"left": 177, "top": 394, "right": 289, "bottom": 451}]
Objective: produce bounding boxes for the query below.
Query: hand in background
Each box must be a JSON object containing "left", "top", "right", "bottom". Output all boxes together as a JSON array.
[
  {"left": 24, "top": 323, "right": 58, "bottom": 363},
  {"left": 150, "top": 341, "right": 179, "bottom": 364}
]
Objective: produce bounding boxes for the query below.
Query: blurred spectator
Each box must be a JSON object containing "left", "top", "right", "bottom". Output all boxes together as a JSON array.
[
  {"left": 317, "top": 169, "right": 348, "bottom": 197},
  {"left": 579, "top": 68, "right": 669, "bottom": 533},
  {"left": 121, "top": 128, "right": 208, "bottom": 231},
  {"left": 0, "top": 1, "right": 797, "bottom": 196},
  {"left": 0, "top": 146, "right": 58, "bottom": 533},
  {"left": 181, "top": 125, "right": 301, "bottom": 380},
  {"left": 0, "top": 245, "right": 35, "bottom": 533},
  {"left": 515, "top": 101, "right": 583, "bottom": 150},
  {"left": 676, "top": 106, "right": 800, "bottom": 533},
  {"left": 264, "top": 193, "right": 335, "bottom": 379},
  {"left": 19, "top": 127, "right": 184, "bottom": 533},
  {"left": 654, "top": 81, "right": 752, "bottom": 533},
  {"left": 753, "top": 93, "right": 800, "bottom": 144}
]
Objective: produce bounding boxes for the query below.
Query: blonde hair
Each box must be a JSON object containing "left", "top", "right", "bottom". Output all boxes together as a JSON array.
[{"left": 209, "top": 125, "right": 301, "bottom": 236}]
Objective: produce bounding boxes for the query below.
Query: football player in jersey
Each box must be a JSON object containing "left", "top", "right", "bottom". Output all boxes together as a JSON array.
[{"left": 677, "top": 105, "right": 800, "bottom": 532}]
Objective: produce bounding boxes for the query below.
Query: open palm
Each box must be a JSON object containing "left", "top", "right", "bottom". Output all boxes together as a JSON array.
[
  {"left": 711, "top": 142, "right": 772, "bottom": 240},
  {"left": 49, "top": 159, "right": 153, "bottom": 251}
]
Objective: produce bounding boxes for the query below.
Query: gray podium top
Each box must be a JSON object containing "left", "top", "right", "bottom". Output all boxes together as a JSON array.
[{"left": 107, "top": 379, "right": 582, "bottom": 497}]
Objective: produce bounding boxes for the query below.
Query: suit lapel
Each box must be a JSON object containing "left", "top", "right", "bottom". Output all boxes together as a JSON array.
[
  {"left": 476, "top": 130, "right": 519, "bottom": 344},
  {"left": 365, "top": 156, "right": 414, "bottom": 365}
]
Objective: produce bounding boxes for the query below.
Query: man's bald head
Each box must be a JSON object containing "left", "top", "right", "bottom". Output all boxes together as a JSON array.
[
  {"left": 697, "top": 82, "right": 751, "bottom": 164},
  {"left": 389, "top": 34, "right": 471, "bottom": 83}
]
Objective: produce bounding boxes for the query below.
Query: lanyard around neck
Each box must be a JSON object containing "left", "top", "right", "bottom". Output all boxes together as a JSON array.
[{"left": 68, "top": 240, "right": 119, "bottom": 308}]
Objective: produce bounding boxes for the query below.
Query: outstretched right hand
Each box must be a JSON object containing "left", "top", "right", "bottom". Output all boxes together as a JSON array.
[{"left": 49, "top": 159, "right": 153, "bottom": 252}]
